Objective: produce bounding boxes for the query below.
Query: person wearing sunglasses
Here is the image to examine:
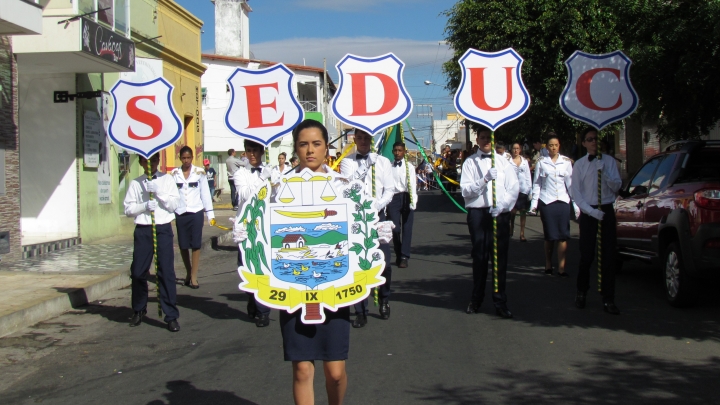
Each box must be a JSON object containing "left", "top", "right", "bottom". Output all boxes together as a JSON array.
[{"left": 570, "top": 128, "right": 623, "bottom": 314}]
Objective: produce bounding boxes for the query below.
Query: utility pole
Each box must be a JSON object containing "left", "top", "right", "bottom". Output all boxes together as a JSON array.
[{"left": 416, "top": 104, "right": 434, "bottom": 154}]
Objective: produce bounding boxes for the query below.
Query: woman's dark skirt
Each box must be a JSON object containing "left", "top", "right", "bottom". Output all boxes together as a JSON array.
[
  {"left": 538, "top": 200, "right": 571, "bottom": 241},
  {"left": 280, "top": 306, "right": 350, "bottom": 362},
  {"left": 175, "top": 210, "right": 204, "bottom": 249},
  {"left": 514, "top": 193, "right": 529, "bottom": 212}
]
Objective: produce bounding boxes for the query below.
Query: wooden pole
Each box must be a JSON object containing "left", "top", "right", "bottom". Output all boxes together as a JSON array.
[
  {"left": 144, "top": 161, "right": 162, "bottom": 318},
  {"left": 491, "top": 131, "right": 498, "bottom": 293}
]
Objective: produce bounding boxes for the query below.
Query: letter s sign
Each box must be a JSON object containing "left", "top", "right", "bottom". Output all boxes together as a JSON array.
[{"left": 108, "top": 78, "right": 182, "bottom": 158}]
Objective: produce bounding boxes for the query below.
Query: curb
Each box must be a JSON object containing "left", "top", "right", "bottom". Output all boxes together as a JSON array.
[{"left": 0, "top": 230, "right": 233, "bottom": 338}]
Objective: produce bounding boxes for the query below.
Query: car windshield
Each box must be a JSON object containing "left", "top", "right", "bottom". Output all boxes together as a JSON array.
[{"left": 676, "top": 148, "right": 720, "bottom": 183}]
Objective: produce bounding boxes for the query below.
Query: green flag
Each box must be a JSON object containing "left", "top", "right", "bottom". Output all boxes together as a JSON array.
[{"left": 378, "top": 123, "right": 404, "bottom": 161}]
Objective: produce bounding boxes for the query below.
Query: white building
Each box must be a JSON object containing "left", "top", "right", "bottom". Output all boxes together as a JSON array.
[{"left": 432, "top": 113, "right": 464, "bottom": 154}]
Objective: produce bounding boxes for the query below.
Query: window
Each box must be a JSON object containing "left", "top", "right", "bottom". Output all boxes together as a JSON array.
[
  {"left": 629, "top": 156, "right": 663, "bottom": 194},
  {"left": 98, "top": 0, "right": 114, "bottom": 27},
  {"left": 650, "top": 155, "right": 676, "bottom": 193},
  {"left": 77, "top": 0, "right": 130, "bottom": 38},
  {"left": 201, "top": 87, "right": 207, "bottom": 105},
  {"left": 115, "top": 0, "right": 128, "bottom": 36}
]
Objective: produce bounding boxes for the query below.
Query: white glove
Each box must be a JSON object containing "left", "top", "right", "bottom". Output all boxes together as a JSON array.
[
  {"left": 367, "top": 153, "right": 377, "bottom": 166},
  {"left": 484, "top": 168, "right": 498, "bottom": 182},
  {"left": 259, "top": 166, "right": 273, "bottom": 181},
  {"left": 573, "top": 204, "right": 581, "bottom": 219},
  {"left": 145, "top": 180, "right": 158, "bottom": 193},
  {"left": 376, "top": 221, "right": 395, "bottom": 244},
  {"left": 233, "top": 220, "right": 248, "bottom": 243},
  {"left": 146, "top": 200, "right": 157, "bottom": 211},
  {"left": 589, "top": 209, "right": 605, "bottom": 221},
  {"left": 490, "top": 206, "right": 503, "bottom": 217}
]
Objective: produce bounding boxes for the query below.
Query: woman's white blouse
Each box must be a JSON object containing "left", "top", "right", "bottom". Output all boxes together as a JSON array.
[
  {"left": 530, "top": 155, "right": 573, "bottom": 211},
  {"left": 510, "top": 156, "right": 532, "bottom": 195}
]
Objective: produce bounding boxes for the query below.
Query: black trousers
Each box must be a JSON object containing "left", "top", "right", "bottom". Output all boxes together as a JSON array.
[
  {"left": 238, "top": 249, "right": 270, "bottom": 316},
  {"left": 229, "top": 177, "right": 238, "bottom": 208},
  {"left": 354, "top": 211, "right": 392, "bottom": 315},
  {"left": 387, "top": 192, "right": 414, "bottom": 260},
  {"left": 130, "top": 223, "right": 179, "bottom": 322},
  {"left": 467, "top": 208, "right": 511, "bottom": 307},
  {"left": 577, "top": 204, "right": 617, "bottom": 301}
]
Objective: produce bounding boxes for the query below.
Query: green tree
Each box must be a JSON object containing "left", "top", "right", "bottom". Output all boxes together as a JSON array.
[{"left": 443, "top": 0, "right": 623, "bottom": 147}]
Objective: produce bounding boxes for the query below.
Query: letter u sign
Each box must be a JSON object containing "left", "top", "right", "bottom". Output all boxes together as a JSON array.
[{"left": 454, "top": 48, "right": 530, "bottom": 131}]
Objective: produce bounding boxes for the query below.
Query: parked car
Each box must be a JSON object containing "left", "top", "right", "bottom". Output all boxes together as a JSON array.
[{"left": 615, "top": 140, "right": 720, "bottom": 307}]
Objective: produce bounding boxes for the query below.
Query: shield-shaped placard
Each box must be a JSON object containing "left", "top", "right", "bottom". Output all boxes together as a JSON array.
[
  {"left": 332, "top": 53, "right": 413, "bottom": 135},
  {"left": 454, "top": 48, "right": 530, "bottom": 131},
  {"left": 560, "top": 50, "right": 638, "bottom": 130},
  {"left": 236, "top": 169, "right": 386, "bottom": 324},
  {"left": 108, "top": 78, "right": 182, "bottom": 158},
  {"left": 225, "top": 64, "right": 304, "bottom": 146}
]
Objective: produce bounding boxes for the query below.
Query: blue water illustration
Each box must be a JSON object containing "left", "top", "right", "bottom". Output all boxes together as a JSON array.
[{"left": 273, "top": 255, "right": 349, "bottom": 288}]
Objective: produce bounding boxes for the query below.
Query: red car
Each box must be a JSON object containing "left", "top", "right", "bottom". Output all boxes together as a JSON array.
[{"left": 615, "top": 140, "right": 720, "bottom": 306}]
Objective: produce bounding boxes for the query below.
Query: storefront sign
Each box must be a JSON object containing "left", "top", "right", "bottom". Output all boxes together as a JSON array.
[
  {"left": 81, "top": 17, "right": 135, "bottom": 71},
  {"left": 98, "top": 135, "right": 112, "bottom": 204},
  {"left": 83, "top": 111, "right": 103, "bottom": 168}
]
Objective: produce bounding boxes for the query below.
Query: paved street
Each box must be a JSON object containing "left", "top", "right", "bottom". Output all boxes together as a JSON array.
[{"left": 1, "top": 192, "right": 719, "bottom": 405}]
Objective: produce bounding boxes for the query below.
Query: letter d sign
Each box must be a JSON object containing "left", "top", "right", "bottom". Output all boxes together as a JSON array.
[{"left": 332, "top": 53, "right": 413, "bottom": 135}]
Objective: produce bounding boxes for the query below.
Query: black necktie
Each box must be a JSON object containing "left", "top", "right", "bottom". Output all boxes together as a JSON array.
[
  {"left": 588, "top": 155, "right": 596, "bottom": 162},
  {"left": 251, "top": 167, "right": 262, "bottom": 174},
  {"left": 393, "top": 161, "right": 402, "bottom": 167},
  {"left": 356, "top": 154, "right": 368, "bottom": 160},
  {"left": 480, "top": 154, "right": 491, "bottom": 159}
]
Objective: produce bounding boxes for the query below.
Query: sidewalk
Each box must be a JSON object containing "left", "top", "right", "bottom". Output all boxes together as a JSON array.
[{"left": 0, "top": 209, "right": 236, "bottom": 338}]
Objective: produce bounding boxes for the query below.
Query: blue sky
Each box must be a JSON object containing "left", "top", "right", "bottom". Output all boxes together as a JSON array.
[{"left": 175, "top": 0, "right": 457, "bottom": 148}]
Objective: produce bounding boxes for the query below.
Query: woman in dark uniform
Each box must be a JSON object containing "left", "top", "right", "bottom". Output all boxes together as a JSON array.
[
  {"left": 283, "top": 119, "right": 350, "bottom": 405},
  {"left": 528, "top": 135, "right": 578, "bottom": 276}
]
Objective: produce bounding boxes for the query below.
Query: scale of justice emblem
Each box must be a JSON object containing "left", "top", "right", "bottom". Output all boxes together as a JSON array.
[{"left": 236, "top": 168, "right": 386, "bottom": 324}]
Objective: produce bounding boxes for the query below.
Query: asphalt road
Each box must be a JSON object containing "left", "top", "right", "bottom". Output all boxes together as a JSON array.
[{"left": 2, "top": 193, "right": 719, "bottom": 405}]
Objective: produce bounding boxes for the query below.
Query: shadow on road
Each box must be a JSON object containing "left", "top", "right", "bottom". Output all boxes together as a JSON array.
[
  {"left": 148, "top": 380, "right": 259, "bottom": 405},
  {"left": 408, "top": 350, "right": 720, "bottom": 404},
  {"left": 416, "top": 192, "right": 467, "bottom": 214}
]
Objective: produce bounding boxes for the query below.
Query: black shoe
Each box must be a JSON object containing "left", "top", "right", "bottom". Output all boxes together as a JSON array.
[
  {"left": 495, "top": 307, "right": 514, "bottom": 319},
  {"left": 379, "top": 302, "right": 391, "bottom": 320},
  {"left": 465, "top": 302, "right": 481, "bottom": 314},
  {"left": 575, "top": 291, "right": 587, "bottom": 309},
  {"left": 544, "top": 268, "right": 554, "bottom": 275},
  {"left": 603, "top": 302, "right": 621, "bottom": 315},
  {"left": 129, "top": 310, "right": 146, "bottom": 327},
  {"left": 556, "top": 271, "right": 570, "bottom": 278},
  {"left": 352, "top": 313, "right": 367, "bottom": 328},
  {"left": 398, "top": 258, "right": 408, "bottom": 268},
  {"left": 255, "top": 313, "right": 270, "bottom": 327},
  {"left": 167, "top": 319, "right": 180, "bottom": 332}
]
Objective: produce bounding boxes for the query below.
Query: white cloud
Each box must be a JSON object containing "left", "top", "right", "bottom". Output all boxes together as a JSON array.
[
  {"left": 314, "top": 223, "right": 341, "bottom": 231},
  {"left": 292, "top": 0, "right": 430, "bottom": 12},
  {"left": 251, "top": 37, "right": 451, "bottom": 75},
  {"left": 276, "top": 226, "right": 306, "bottom": 234}
]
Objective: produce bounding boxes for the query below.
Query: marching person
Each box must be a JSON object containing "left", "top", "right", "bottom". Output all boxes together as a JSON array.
[
  {"left": 276, "top": 151, "right": 291, "bottom": 173},
  {"left": 461, "top": 126, "right": 519, "bottom": 319},
  {"left": 124, "top": 153, "right": 182, "bottom": 332},
  {"left": 528, "top": 135, "right": 578, "bottom": 277},
  {"left": 571, "top": 128, "right": 622, "bottom": 314},
  {"left": 204, "top": 159, "right": 217, "bottom": 201},
  {"left": 233, "top": 139, "right": 280, "bottom": 327},
  {"left": 172, "top": 146, "right": 215, "bottom": 289},
  {"left": 226, "top": 149, "right": 244, "bottom": 210},
  {"left": 509, "top": 142, "right": 531, "bottom": 242},
  {"left": 340, "top": 128, "right": 394, "bottom": 327},
  {"left": 387, "top": 141, "right": 418, "bottom": 269}
]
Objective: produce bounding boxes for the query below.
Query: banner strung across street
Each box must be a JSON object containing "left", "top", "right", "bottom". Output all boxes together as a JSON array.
[
  {"left": 331, "top": 53, "right": 413, "bottom": 135},
  {"left": 225, "top": 64, "right": 304, "bottom": 146},
  {"left": 453, "top": 48, "right": 530, "bottom": 131},
  {"left": 108, "top": 78, "right": 183, "bottom": 158},
  {"left": 559, "top": 50, "right": 638, "bottom": 130},
  {"left": 236, "top": 169, "right": 386, "bottom": 324}
]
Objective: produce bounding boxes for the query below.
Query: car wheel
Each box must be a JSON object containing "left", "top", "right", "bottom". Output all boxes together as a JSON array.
[{"left": 663, "top": 241, "right": 696, "bottom": 307}]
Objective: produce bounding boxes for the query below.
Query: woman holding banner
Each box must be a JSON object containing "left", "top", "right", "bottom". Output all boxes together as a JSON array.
[
  {"left": 528, "top": 134, "right": 577, "bottom": 277},
  {"left": 281, "top": 119, "right": 353, "bottom": 405}
]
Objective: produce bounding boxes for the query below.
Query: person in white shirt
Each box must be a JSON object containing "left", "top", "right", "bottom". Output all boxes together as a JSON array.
[
  {"left": 495, "top": 141, "right": 512, "bottom": 160},
  {"left": 509, "top": 142, "right": 531, "bottom": 242},
  {"left": 387, "top": 142, "right": 418, "bottom": 269},
  {"left": 570, "top": 128, "right": 623, "bottom": 315},
  {"left": 339, "top": 128, "right": 394, "bottom": 327},
  {"left": 529, "top": 135, "right": 578, "bottom": 277},
  {"left": 233, "top": 139, "right": 280, "bottom": 327},
  {"left": 461, "top": 126, "right": 520, "bottom": 319},
  {"left": 124, "top": 153, "right": 182, "bottom": 332},
  {"left": 275, "top": 151, "right": 292, "bottom": 174},
  {"left": 172, "top": 146, "right": 215, "bottom": 289}
]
